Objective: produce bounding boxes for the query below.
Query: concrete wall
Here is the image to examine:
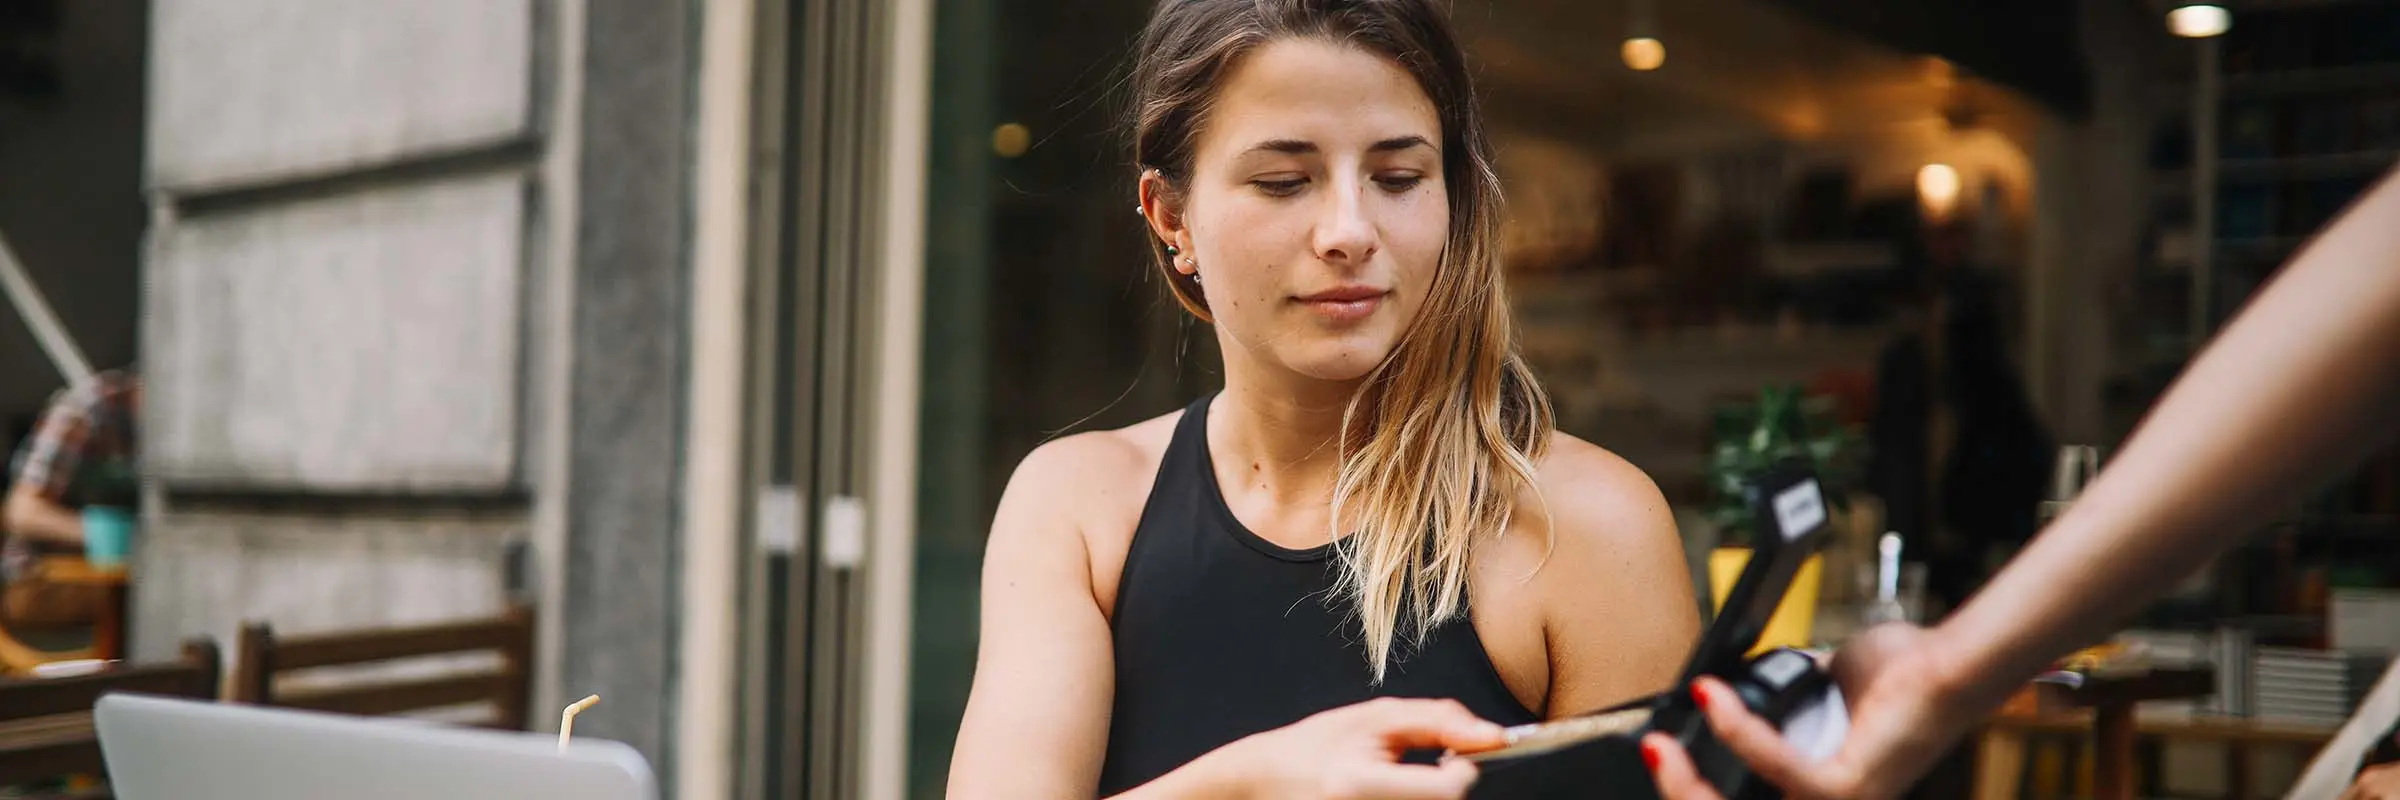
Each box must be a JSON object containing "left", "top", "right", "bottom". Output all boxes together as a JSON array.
[
  {"left": 145, "top": 0, "right": 532, "bottom": 193},
  {"left": 133, "top": 0, "right": 699, "bottom": 785},
  {"left": 135, "top": 0, "right": 540, "bottom": 654},
  {"left": 145, "top": 173, "right": 527, "bottom": 490},
  {"left": 557, "top": 0, "right": 696, "bottom": 780}
]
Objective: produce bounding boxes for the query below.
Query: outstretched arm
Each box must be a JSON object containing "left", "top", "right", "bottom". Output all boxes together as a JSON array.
[
  {"left": 1937, "top": 165, "right": 2400, "bottom": 713},
  {"left": 1651, "top": 166, "right": 2400, "bottom": 800}
]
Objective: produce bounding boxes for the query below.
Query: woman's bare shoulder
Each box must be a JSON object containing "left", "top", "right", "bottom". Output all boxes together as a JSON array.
[
  {"left": 1482, "top": 433, "right": 1684, "bottom": 591},
  {"left": 1003, "top": 409, "right": 1183, "bottom": 511},
  {"left": 1527, "top": 433, "right": 1674, "bottom": 533},
  {"left": 993, "top": 408, "right": 1188, "bottom": 609}
]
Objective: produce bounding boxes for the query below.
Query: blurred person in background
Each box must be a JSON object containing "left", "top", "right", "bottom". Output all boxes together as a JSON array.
[
  {"left": 0, "top": 367, "right": 140, "bottom": 631},
  {"left": 1868, "top": 217, "right": 2052, "bottom": 616},
  {"left": 946, "top": 0, "right": 1700, "bottom": 797},
  {"left": 1645, "top": 167, "right": 2400, "bottom": 799}
]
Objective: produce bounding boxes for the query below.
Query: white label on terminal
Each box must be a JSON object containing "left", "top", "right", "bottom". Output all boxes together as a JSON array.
[
  {"left": 823, "top": 495, "right": 867, "bottom": 570},
  {"left": 1782, "top": 686, "right": 1848, "bottom": 763},
  {"left": 1755, "top": 649, "right": 1811, "bottom": 688},
  {"left": 1773, "top": 481, "right": 1826, "bottom": 541},
  {"left": 756, "top": 486, "right": 800, "bottom": 555}
]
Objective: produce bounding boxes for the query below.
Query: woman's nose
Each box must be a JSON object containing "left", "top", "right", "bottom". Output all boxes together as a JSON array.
[{"left": 1312, "top": 178, "right": 1379, "bottom": 266}]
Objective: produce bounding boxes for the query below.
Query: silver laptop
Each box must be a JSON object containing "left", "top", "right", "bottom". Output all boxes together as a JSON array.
[{"left": 93, "top": 693, "right": 656, "bottom": 800}]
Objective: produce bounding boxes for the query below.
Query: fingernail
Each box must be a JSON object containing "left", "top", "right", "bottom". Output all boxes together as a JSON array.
[
  {"left": 1689, "top": 680, "right": 1710, "bottom": 711},
  {"left": 1640, "top": 737, "right": 1662, "bottom": 772}
]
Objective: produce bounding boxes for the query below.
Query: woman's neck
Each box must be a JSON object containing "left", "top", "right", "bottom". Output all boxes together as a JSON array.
[{"left": 1211, "top": 370, "right": 1358, "bottom": 511}]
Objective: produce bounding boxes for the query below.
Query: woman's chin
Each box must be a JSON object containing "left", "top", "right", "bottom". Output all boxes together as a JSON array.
[{"left": 1280, "top": 342, "right": 1396, "bottom": 383}]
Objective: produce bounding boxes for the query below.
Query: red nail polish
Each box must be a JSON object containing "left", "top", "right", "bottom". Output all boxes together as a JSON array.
[
  {"left": 1641, "top": 738, "right": 1662, "bottom": 771},
  {"left": 1689, "top": 681, "right": 1710, "bottom": 711}
]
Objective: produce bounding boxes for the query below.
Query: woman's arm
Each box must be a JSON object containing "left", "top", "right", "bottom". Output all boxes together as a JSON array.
[
  {"left": 949, "top": 437, "right": 1129, "bottom": 796},
  {"left": 1535, "top": 440, "right": 1703, "bottom": 718},
  {"left": 1650, "top": 166, "right": 2400, "bottom": 799},
  {"left": 1932, "top": 165, "right": 2400, "bottom": 706}
]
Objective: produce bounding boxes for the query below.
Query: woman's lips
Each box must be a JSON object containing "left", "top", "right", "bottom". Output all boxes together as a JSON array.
[{"left": 1294, "top": 287, "right": 1388, "bottom": 323}]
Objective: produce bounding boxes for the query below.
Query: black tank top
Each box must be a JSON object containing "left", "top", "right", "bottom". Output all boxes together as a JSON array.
[{"left": 1096, "top": 393, "right": 1541, "bottom": 794}]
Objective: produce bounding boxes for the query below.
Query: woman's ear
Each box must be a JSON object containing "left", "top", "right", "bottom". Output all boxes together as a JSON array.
[{"left": 1137, "top": 170, "right": 1192, "bottom": 274}]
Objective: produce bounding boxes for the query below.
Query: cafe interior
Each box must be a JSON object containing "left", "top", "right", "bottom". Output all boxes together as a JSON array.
[
  {"left": 917, "top": 0, "right": 2400, "bottom": 797},
  {"left": 0, "top": 0, "right": 2395, "bottom": 797}
]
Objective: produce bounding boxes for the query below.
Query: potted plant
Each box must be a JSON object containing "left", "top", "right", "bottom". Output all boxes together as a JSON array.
[{"left": 1703, "top": 385, "right": 1862, "bottom": 653}]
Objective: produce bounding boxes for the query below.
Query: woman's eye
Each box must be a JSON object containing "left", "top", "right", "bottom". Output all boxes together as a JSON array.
[
  {"left": 1252, "top": 178, "right": 1306, "bottom": 197},
  {"left": 1375, "top": 173, "right": 1425, "bottom": 193}
]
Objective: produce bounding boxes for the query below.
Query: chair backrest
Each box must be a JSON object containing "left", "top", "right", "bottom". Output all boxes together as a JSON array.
[
  {"left": 232, "top": 605, "right": 535, "bottom": 731},
  {"left": 0, "top": 638, "right": 221, "bottom": 787}
]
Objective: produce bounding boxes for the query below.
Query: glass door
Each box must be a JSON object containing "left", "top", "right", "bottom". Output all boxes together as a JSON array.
[{"left": 738, "top": 0, "right": 904, "bottom": 795}]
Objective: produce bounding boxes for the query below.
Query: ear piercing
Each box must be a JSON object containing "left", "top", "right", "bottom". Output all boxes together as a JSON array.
[{"left": 1162, "top": 244, "right": 1199, "bottom": 282}]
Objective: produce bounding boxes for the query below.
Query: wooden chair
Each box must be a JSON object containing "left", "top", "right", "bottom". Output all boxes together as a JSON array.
[
  {"left": 0, "top": 638, "right": 221, "bottom": 792},
  {"left": 0, "top": 556, "right": 130, "bottom": 675},
  {"left": 232, "top": 605, "right": 535, "bottom": 730}
]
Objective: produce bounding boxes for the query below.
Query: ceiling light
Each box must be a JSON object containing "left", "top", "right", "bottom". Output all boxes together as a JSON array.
[
  {"left": 1918, "top": 163, "right": 1961, "bottom": 220},
  {"left": 1623, "top": 0, "right": 1663, "bottom": 72},
  {"left": 991, "top": 122, "right": 1030, "bottom": 158},
  {"left": 1622, "top": 37, "right": 1665, "bottom": 71},
  {"left": 2167, "top": 4, "right": 2230, "bottom": 38}
]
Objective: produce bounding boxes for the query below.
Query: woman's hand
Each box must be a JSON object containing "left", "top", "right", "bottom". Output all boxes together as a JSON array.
[
  {"left": 1643, "top": 624, "right": 1990, "bottom": 800},
  {"left": 1169, "top": 697, "right": 1506, "bottom": 800}
]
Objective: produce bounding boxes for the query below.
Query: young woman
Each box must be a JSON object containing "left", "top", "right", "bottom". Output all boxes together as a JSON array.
[{"left": 950, "top": 1, "right": 1701, "bottom": 797}]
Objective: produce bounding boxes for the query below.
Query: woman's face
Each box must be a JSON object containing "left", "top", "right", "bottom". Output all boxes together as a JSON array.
[{"left": 1149, "top": 38, "right": 1449, "bottom": 384}]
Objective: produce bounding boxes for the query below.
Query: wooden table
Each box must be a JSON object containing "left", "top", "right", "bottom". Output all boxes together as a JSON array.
[
  {"left": 0, "top": 710, "right": 101, "bottom": 785},
  {"left": 1981, "top": 709, "right": 2337, "bottom": 799},
  {"left": 31, "top": 557, "right": 130, "bottom": 661},
  {"left": 1977, "top": 667, "right": 2218, "bottom": 800}
]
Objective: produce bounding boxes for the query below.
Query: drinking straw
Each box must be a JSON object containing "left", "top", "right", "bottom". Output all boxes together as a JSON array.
[{"left": 559, "top": 695, "right": 601, "bottom": 752}]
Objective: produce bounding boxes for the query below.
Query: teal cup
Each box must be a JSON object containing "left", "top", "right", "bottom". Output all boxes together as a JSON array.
[{"left": 81, "top": 506, "right": 136, "bottom": 568}]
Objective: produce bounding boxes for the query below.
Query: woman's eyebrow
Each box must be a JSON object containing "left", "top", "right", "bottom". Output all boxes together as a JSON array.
[
  {"left": 1241, "top": 138, "right": 1317, "bottom": 156},
  {"left": 1237, "top": 135, "right": 1433, "bottom": 158}
]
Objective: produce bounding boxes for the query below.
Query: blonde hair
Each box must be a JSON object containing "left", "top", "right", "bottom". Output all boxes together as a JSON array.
[{"left": 1131, "top": 0, "right": 1554, "bottom": 681}]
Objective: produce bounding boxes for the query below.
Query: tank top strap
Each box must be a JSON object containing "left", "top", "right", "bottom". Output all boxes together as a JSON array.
[
  {"left": 1161, "top": 392, "right": 1214, "bottom": 479},
  {"left": 1111, "top": 392, "right": 1217, "bottom": 617}
]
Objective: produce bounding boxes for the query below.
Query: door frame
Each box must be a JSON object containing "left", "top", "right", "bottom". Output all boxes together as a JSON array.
[{"left": 705, "top": 0, "right": 930, "bottom": 795}]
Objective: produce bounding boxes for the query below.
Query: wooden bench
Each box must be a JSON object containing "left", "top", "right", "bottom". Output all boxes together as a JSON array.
[
  {"left": 231, "top": 605, "right": 535, "bottom": 730},
  {"left": 0, "top": 638, "right": 221, "bottom": 791}
]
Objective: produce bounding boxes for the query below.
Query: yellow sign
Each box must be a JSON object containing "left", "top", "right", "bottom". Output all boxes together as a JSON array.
[{"left": 1709, "top": 547, "right": 1825, "bottom": 656}]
